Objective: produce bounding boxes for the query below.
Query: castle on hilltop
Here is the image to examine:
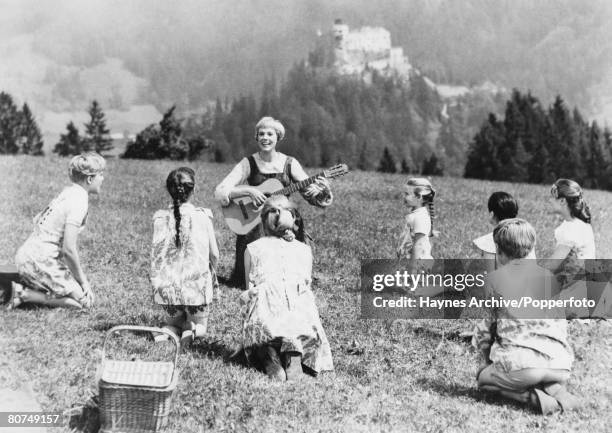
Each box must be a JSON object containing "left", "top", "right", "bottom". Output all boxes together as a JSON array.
[
  {"left": 330, "top": 19, "right": 412, "bottom": 77},
  {"left": 309, "top": 19, "right": 504, "bottom": 106}
]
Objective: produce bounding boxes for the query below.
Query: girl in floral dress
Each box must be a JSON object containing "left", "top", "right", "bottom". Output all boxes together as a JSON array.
[
  {"left": 151, "top": 167, "right": 219, "bottom": 343},
  {"left": 11, "top": 152, "right": 105, "bottom": 309},
  {"left": 241, "top": 196, "right": 333, "bottom": 380}
]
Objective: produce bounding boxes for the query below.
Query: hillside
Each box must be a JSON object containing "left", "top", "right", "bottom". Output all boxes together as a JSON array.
[
  {"left": 1, "top": 155, "right": 610, "bottom": 432},
  {"left": 0, "top": 0, "right": 610, "bottom": 134}
]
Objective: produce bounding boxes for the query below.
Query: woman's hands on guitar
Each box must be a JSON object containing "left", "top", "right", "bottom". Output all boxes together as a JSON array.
[
  {"left": 302, "top": 176, "right": 333, "bottom": 207},
  {"left": 247, "top": 187, "right": 267, "bottom": 206},
  {"left": 227, "top": 186, "right": 267, "bottom": 207}
]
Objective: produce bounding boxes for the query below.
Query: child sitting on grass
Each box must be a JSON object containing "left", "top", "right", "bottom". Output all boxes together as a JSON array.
[
  {"left": 473, "top": 218, "right": 580, "bottom": 414},
  {"left": 472, "top": 192, "right": 522, "bottom": 271},
  {"left": 544, "top": 178, "right": 596, "bottom": 319},
  {"left": 150, "top": 167, "right": 219, "bottom": 345}
]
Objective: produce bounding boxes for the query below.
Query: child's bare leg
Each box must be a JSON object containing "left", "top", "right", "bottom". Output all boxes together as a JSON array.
[
  {"left": 167, "top": 309, "right": 186, "bottom": 328},
  {"left": 186, "top": 308, "right": 209, "bottom": 338},
  {"left": 20, "top": 288, "right": 83, "bottom": 309},
  {"left": 541, "top": 382, "right": 581, "bottom": 410},
  {"left": 166, "top": 309, "right": 186, "bottom": 336},
  {"left": 155, "top": 309, "right": 185, "bottom": 342},
  {"left": 478, "top": 365, "right": 572, "bottom": 412},
  {"left": 480, "top": 385, "right": 530, "bottom": 403}
]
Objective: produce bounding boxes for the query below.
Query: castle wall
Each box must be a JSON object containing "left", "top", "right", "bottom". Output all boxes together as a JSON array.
[{"left": 332, "top": 22, "right": 411, "bottom": 77}]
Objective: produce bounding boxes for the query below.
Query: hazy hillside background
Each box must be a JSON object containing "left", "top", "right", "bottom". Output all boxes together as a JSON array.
[{"left": 1, "top": 0, "right": 611, "bottom": 144}]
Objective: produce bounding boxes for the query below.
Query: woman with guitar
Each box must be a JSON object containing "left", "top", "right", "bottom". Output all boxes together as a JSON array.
[{"left": 214, "top": 116, "right": 334, "bottom": 288}]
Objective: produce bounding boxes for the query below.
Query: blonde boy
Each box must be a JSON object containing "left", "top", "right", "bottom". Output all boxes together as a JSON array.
[{"left": 473, "top": 218, "right": 580, "bottom": 414}]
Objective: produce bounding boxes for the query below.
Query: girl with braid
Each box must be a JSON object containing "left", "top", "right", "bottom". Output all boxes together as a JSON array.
[
  {"left": 397, "top": 177, "right": 437, "bottom": 266},
  {"left": 151, "top": 167, "right": 219, "bottom": 344},
  {"left": 544, "top": 179, "right": 595, "bottom": 319}
]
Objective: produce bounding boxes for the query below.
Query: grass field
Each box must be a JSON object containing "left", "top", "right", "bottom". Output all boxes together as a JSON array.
[{"left": 1, "top": 155, "right": 611, "bottom": 433}]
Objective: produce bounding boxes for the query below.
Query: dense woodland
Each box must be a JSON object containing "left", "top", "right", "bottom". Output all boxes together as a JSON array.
[
  {"left": 0, "top": 92, "right": 43, "bottom": 155},
  {"left": 164, "top": 61, "right": 506, "bottom": 177},
  {"left": 465, "top": 90, "right": 612, "bottom": 189},
  {"left": 3, "top": 81, "right": 612, "bottom": 191}
]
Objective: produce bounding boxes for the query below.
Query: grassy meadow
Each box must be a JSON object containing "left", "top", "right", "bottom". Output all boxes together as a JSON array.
[{"left": 0, "top": 155, "right": 611, "bottom": 433}]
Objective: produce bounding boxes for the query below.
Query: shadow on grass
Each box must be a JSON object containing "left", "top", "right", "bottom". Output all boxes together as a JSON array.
[
  {"left": 409, "top": 325, "right": 473, "bottom": 344},
  {"left": 66, "top": 396, "right": 100, "bottom": 433},
  {"left": 191, "top": 338, "right": 250, "bottom": 368},
  {"left": 417, "top": 377, "right": 530, "bottom": 412}
]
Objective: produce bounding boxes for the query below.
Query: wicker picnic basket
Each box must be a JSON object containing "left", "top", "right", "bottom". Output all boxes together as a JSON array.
[{"left": 98, "top": 325, "right": 179, "bottom": 433}]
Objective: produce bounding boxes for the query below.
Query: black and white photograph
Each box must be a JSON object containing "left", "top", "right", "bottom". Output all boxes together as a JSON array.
[{"left": 0, "top": 1, "right": 610, "bottom": 432}]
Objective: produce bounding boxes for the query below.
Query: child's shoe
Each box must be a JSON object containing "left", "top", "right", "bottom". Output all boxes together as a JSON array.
[
  {"left": 180, "top": 328, "right": 194, "bottom": 349},
  {"left": 542, "top": 383, "right": 581, "bottom": 411},
  {"left": 530, "top": 388, "right": 561, "bottom": 415},
  {"left": 282, "top": 351, "right": 303, "bottom": 381},
  {"left": 154, "top": 325, "right": 180, "bottom": 343},
  {"left": 259, "top": 345, "right": 286, "bottom": 381},
  {"left": 192, "top": 323, "right": 207, "bottom": 340},
  {"left": 6, "top": 282, "right": 24, "bottom": 310}
]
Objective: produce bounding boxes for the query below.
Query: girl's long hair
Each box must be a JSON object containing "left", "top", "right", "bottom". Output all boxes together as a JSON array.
[
  {"left": 551, "top": 179, "right": 591, "bottom": 224},
  {"left": 166, "top": 167, "right": 196, "bottom": 247},
  {"left": 407, "top": 178, "right": 436, "bottom": 237},
  {"left": 260, "top": 196, "right": 306, "bottom": 243}
]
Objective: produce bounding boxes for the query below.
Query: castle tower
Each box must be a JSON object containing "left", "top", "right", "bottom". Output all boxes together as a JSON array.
[{"left": 333, "top": 18, "right": 349, "bottom": 70}]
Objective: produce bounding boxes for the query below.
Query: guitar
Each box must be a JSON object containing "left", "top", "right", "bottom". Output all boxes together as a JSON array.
[{"left": 222, "top": 164, "right": 349, "bottom": 235}]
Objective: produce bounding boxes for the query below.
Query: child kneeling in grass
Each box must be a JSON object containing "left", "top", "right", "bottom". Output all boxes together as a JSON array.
[
  {"left": 473, "top": 218, "right": 580, "bottom": 414},
  {"left": 150, "top": 167, "right": 219, "bottom": 345},
  {"left": 11, "top": 152, "right": 105, "bottom": 309}
]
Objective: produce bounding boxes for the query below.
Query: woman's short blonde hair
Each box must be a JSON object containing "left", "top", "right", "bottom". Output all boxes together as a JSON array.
[
  {"left": 69, "top": 152, "right": 106, "bottom": 182},
  {"left": 254, "top": 116, "right": 285, "bottom": 141}
]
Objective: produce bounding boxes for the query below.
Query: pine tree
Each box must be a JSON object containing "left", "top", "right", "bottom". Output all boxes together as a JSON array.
[
  {"left": 0, "top": 92, "right": 21, "bottom": 154},
  {"left": 377, "top": 147, "right": 397, "bottom": 173},
  {"left": 465, "top": 114, "right": 504, "bottom": 179},
  {"left": 54, "top": 122, "right": 83, "bottom": 156},
  {"left": 18, "top": 103, "right": 44, "bottom": 155},
  {"left": 401, "top": 158, "right": 412, "bottom": 174},
  {"left": 548, "top": 96, "right": 575, "bottom": 179},
  {"left": 123, "top": 124, "right": 161, "bottom": 159},
  {"left": 585, "top": 122, "right": 605, "bottom": 188},
  {"left": 529, "top": 139, "right": 551, "bottom": 183},
  {"left": 84, "top": 100, "right": 113, "bottom": 154},
  {"left": 602, "top": 128, "right": 612, "bottom": 189},
  {"left": 125, "top": 104, "right": 203, "bottom": 161},
  {"left": 421, "top": 152, "right": 444, "bottom": 176},
  {"left": 159, "top": 105, "right": 188, "bottom": 159}
]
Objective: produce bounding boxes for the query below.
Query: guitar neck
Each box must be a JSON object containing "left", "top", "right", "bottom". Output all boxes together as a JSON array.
[{"left": 272, "top": 172, "right": 325, "bottom": 196}]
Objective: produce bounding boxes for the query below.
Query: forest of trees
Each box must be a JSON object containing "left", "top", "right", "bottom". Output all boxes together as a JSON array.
[
  {"left": 13, "top": 1, "right": 608, "bottom": 115},
  {"left": 123, "top": 106, "right": 208, "bottom": 161},
  {"left": 465, "top": 90, "right": 612, "bottom": 190},
  {"left": 150, "top": 61, "right": 503, "bottom": 176},
  {"left": 0, "top": 92, "right": 44, "bottom": 155}
]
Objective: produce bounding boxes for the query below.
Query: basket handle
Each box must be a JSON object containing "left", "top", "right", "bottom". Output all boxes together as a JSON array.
[{"left": 102, "top": 325, "right": 180, "bottom": 371}]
